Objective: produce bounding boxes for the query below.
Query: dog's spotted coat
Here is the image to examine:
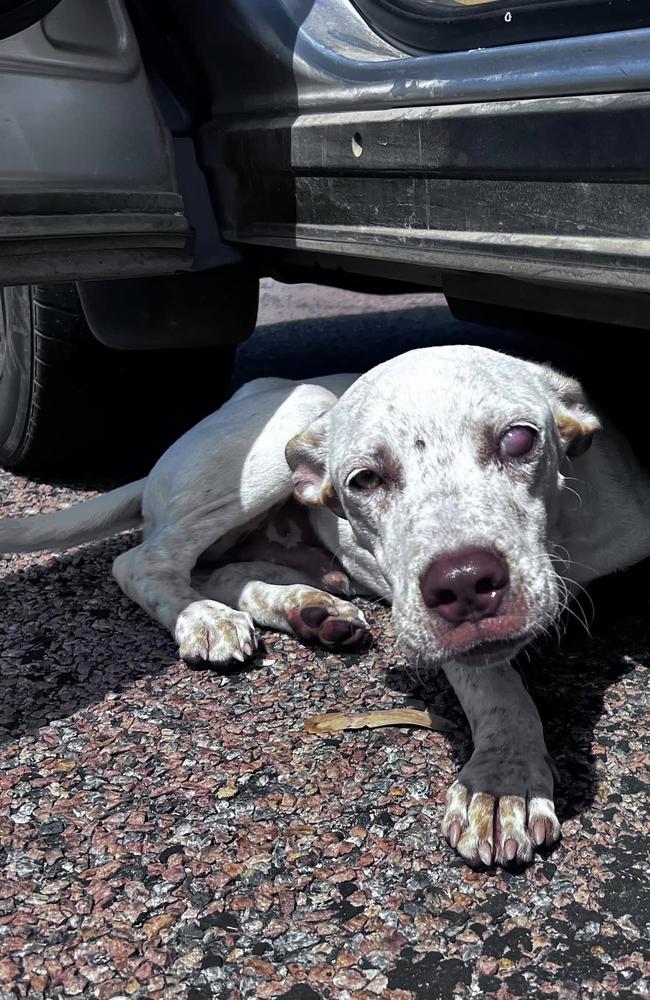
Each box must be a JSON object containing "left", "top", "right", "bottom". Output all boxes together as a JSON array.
[{"left": 2, "top": 346, "right": 649, "bottom": 868}]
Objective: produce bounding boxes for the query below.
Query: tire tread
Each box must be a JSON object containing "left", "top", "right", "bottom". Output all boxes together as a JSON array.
[{"left": 1, "top": 283, "right": 236, "bottom": 476}]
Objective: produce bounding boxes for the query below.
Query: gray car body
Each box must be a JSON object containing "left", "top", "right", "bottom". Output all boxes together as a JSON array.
[{"left": 3, "top": 1, "right": 650, "bottom": 335}]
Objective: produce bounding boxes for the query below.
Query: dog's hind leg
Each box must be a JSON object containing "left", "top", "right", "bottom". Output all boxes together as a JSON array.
[
  {"left": 113, "top": 528, "right": 259, "bottom": 665},
  {"left": 112, "top": 380, "right": 352, "bottom": 665},
  {"left": 199, "top": 561, "right": 370, "bottom": 650}
]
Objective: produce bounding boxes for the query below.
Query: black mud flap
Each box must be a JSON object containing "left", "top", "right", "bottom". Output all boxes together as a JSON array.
[{"left": 77, "top": 266, "right": 259, "bottom": 351}]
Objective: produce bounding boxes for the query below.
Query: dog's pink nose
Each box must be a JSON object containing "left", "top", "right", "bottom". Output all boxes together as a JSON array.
[{"left": 420, "top": 548, "right": 509, "bottom": 624}]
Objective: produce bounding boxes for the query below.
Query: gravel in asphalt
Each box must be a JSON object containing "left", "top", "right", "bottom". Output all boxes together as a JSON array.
[{"left": 0, "top": 282, "right": 649, "bottom": 999}]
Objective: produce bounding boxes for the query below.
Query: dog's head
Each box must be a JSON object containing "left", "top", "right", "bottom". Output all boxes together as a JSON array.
[{"left": 287, "top": 345, "right": 600, "bottom": 667}]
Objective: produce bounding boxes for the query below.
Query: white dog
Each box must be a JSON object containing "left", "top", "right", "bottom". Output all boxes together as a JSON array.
[{"left": 2, "top": 345, "right": 649, "bottom": 868}]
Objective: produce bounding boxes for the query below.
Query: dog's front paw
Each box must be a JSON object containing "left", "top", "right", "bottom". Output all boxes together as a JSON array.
[
  {"left": 441, "top": 782, "right": 560, "bottom": 868},
  {"left": 441, "top": 744, "right": 560, "bottom": 868},
  {"left": 175, "top": 600, "right": 257, "bottom": 666},
  {"left": 285, "top": 592, "right": 370, "bottom": 650}
]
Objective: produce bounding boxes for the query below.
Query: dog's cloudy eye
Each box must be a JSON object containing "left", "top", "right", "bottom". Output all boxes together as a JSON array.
[
  {"left": 499, "top": 425, "right": 538, "bottom": 459},
  {"left": 348, "top": 469, "right": 383, "bottom": 491}
]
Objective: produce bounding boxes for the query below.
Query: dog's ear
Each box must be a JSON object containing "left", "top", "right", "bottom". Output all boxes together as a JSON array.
[
  {"left": 541, "top": 367, "right": 602, "bottom": 457},
  {"left": 285, "top": 412, "right": 344, "bottom": 515}
]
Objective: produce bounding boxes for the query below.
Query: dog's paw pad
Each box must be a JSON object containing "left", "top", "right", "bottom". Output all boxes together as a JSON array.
[
  {"left": 299, "top": 604, "right": 331, "bottom": 628},
  {"left": 175, "top": 600, "right": 257, "bottom": 666},
  {"left": 441, "top": 781, "right": 560, "bottom": 868},
  {"left": 287, "top": 596, "right": 370, "bottom": 650}
]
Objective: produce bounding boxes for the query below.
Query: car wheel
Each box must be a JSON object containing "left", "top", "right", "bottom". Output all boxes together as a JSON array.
[{"left": 0, "top": 283, "right": 237, "bottom": 478}]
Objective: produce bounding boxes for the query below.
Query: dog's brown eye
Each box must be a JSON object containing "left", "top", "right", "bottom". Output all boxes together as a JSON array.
[
  {"left": 499, "top": 425, "right": 538, "bottom": 459},
  {"left": 348, "top": 469, "right": 383, "bottom": 491}
]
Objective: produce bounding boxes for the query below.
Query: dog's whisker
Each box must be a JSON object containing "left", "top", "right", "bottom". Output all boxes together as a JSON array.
[
  {"left": 565, "top": 579, "right": 595, "bottom": 624},
  {"left": 560, "top": 483, "right": 583, "bottom": 509},
  {"left": 556, "top": 586, "right": 593, "bottom": 637},
  {"left": 554, "top": 565, "right": 595, "bottom": 628},
  {"left": 551, "top": 542, "right": 571, "bottom": 563},
  {"left": 549, "top": 548, "right": 599, "bottom": 579}
]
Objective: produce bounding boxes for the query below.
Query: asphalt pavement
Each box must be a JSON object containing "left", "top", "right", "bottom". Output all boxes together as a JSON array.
[{"left": 0, "top": 280, "right": 648, "bottom": 999}]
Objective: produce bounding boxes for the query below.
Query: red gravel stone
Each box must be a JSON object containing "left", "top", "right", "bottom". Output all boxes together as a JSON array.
[
  {"left": 333, "top": 969, "right": 367, "bottom": 989},
  {"left": 243, "top": 957, "right": 275, "bottom": 977},
  {"left": 255, "top": 983, "right": 290, "bottom": 998},
  {"left": 307, "top": 963, "right": 336, "bottom": 985},
  {"left": 0, "top": 957, "right": 21, "bottom": 981},
  {"left": 477, "top": 956, "right": 500, "bottom": 976}
]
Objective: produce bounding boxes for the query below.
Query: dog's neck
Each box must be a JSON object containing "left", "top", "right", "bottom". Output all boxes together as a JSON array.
[
  {"left": 553, "top": 419, "right": 650, "bottom": 584},
  {"left": 308, "top": 507, "right": 392, "bottom": 600}
]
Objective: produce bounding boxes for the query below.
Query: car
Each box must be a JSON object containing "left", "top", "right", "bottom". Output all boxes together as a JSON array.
[{"left": 2, "top": 0, "right": 649, "bottom": 473}]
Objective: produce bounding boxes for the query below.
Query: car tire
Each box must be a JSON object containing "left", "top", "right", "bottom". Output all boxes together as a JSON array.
[{"left": 0, "top": 283, "right": 237, "bottom": 478}]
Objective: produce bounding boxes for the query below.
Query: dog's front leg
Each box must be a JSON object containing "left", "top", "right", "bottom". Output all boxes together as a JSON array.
[
  {"left": 200, "top": 560, "right": 370, "bottom": 649},
  {"left": 440, "top": 661, "right": 561, "bottom": 867}
]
